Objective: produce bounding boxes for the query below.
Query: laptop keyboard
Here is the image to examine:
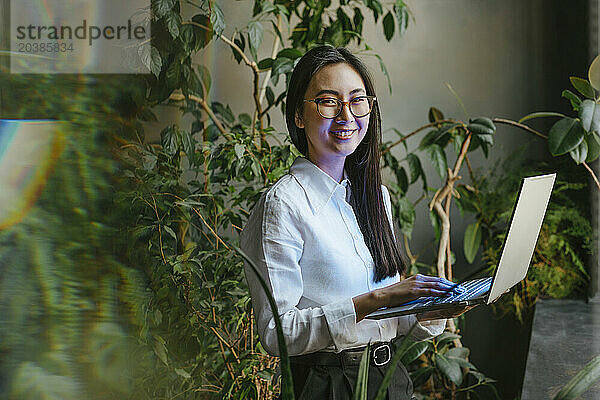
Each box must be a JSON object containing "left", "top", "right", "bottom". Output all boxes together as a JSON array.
[{"left": 407, "top": 277, "right": 493, "bottom": 307}]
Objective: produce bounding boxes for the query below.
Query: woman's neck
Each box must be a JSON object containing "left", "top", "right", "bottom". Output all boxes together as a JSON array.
[{"left": 309, "top": 156, "right": 346, "bottom": 183}]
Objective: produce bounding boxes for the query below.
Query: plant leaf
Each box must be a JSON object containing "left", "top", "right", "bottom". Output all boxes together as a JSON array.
[
  {"left": 478, "top": 134, "right": 494, "bottom": 146},
  {"left": 548, "top": 117, "right": 585, "bottom": 156},
  {"left": 152, "top": 335, "right": 168, "bottom": 365},
  {"left": 239, "top": 113, "right": 252, "bottom": 126},
  {"left": 469, "top": 116, "right": 496, "bottom": 131},
  {"left": 428, "top": 106, "right": 445, "bottom": 123},
  {"left": 518, "top": 111, "right": 566, "bottom": 124},
  {"left": 235, "top": 247, "right": 294, "bottom": 400},
  {"left": 589, "top": 54, "right": 600, "bottom": 90},
  {"left": 277, "top": 48, "right": 303, "bottom": 59},
  {"left": 585, "top": 132, "right": 600, "bottom": 162},
  {"left": 161, "top": 126, "right": 179, "bottom": 157},
  {"left": 553, "top": 355, "right": 600, "bottom": 400},
  {"left": 446, "top": 347, "right": 469, "bottom": 359},
  {"left": 467, "top": 122, "right": 494, "bottom": 136},
  {"left": 353, "top": 7, "right": 364, "bottom": 35},
  {"left": 138, "top": 45, "right": 162, "bottom": 77},
  {"left": 570, "top": 77, "right": 595, "bottom": 99},
  {"left": 174, "top": 368, "right": 191, "bottom": 379},
  {"left": 383, "top": 11, "right": 395, "bottom": 41},
  {"left": 410, "top": 366, "right": 434, "bottom": 388},
  {"left": 166, "top": 60, "right": 182, "bottom": 89},
  {"left": 436, "top": 332, "right": 461, "bottom": 346},
  {"left": 396, "top": 166, "right": 408, "bottom": 194},
  {"left": 446, "top": 346, "right": 476, "bottom": 369},
  {"left": 426, "top": 144, "right": 447, "bottom": 179},
  {"left": 569, "top": 138, "right": 588, "bottom": 164},
  {"left": 163, "top": 225, "right": 177, "bottom": 241},
  {"left": 394, "top": 0, "right": 409, "bottom": 35},
  {"left": 436, "top": 354, "right": 462, "bottom": 386},
  {"left": 406, "top": 153, "right": 423, "bottom": 184},
  {"left": 579, "top": 99, "right": 600, "bottom": 133},
  {"left": 248, "top": 21, "right": 264, "bottom": 60},
  {"left": 562, "top": 89, "right": 583, "bottom": 110},
  {"left": 395, "top": 196, "right": 416, "bottom": 238},
  {"left": 234, "top": 144, "right": 245, "bottom": 160},
  {"left": 181, "top": 130, "right": 196, "bottom": 162},
  {"left": 464, "top": 221, "right": 482, "bottom": 264},
  {"left": 165, "top": 11, "right": 181, "bottom": 38},
  {"left": 353, "top": 344, "right": 371, "bottom": 400},
  {"left": 210, "top": 2, "right": 225, "bottom": 35},
  {"left": 400, "top": 341, "right": 428, "bottom": 365},
  {"left": 375, "top": 54, "right": 392, "bottom": 94}
]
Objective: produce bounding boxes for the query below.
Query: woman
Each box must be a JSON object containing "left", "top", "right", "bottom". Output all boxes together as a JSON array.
[{"left": 241, "top": 45, "right": 466, "bottom": 400}]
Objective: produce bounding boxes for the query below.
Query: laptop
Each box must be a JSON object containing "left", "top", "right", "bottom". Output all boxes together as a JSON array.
[{"left": 366, "top": 173, "right": 556, "bottom": 320}]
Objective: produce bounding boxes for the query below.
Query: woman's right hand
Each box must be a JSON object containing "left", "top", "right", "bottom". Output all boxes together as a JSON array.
[
  {"left": 352, "top": 274, "right": 462, "bottom": 322},
  {"left": 376, "top": 274, "right": 460, "bottom": 308}
]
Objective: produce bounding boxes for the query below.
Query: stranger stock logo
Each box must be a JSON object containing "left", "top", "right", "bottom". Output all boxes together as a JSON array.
[{"left": 10, "top": 0, "right": 151, "bottom": 74}]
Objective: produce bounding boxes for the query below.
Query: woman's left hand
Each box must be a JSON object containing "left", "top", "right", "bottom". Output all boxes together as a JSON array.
[{"left": 416, "top": 305, "right": 478, "bottom": 322}]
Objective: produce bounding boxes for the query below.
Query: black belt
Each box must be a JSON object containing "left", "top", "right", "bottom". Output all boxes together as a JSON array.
[{"left": 290, "top": 342, "right": 393, "bottom": 368}]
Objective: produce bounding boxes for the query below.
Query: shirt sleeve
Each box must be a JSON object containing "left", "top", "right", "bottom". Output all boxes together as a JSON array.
[
  {"left": 397, "top": 314, "right": 447, "bottom": 340},
  {"left": 381, "top": 185, "right": 447, "bottom": 341},
  {"left": 240, "top": 191, "right": 358, "bottom": 356}
]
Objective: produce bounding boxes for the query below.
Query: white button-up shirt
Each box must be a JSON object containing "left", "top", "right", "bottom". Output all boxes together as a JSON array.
[{"left": 241, "top": 157, "right": 445, "bottom": 356}]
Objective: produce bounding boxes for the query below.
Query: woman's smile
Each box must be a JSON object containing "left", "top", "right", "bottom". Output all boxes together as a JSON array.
[{"left": 330, "top": 128, "right": 357, "bottom": 140}]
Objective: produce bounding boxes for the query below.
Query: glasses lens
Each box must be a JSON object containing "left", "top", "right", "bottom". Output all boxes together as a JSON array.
[
  {"left": 350, "top": 97, "right": 372, "bottom": 117},
  {"left": 317, "top": 99, "right": 341, "bottom": 118}
]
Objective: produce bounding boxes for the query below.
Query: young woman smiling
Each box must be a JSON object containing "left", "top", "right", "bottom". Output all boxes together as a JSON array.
[{"left": 241, "top": 46, "right": 467, "bottom": 400}]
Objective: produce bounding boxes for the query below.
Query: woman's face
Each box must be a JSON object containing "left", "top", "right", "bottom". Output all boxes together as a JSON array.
[{"left": 295, "top": 62, "right": 370, "bottom": 170}]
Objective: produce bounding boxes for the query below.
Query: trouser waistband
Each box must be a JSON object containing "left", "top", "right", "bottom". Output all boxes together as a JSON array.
[{"left": 289, "top": 342, "right": 393, "bottom": 367}]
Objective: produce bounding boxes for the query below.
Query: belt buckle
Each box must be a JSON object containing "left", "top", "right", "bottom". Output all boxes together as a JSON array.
[{"left": 371, "top": 343, "right": 391, "bottom": 366}]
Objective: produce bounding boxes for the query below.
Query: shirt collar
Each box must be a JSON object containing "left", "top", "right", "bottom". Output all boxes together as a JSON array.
[{"left": 289, "top": 157, "right": 350, "bottom": 215}]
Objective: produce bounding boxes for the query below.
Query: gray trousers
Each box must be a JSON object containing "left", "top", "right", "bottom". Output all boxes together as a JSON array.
[{"left": 290, "top": 359, "right": 414, "bottom": 400}]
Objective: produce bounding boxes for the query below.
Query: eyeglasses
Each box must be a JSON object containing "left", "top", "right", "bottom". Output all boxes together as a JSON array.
[{"left": 303, "top": 95, "right": 377, "bottom": 119}]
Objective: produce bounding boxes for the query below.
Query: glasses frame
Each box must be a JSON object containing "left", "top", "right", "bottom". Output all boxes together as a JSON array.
[{"left": 303, "top": 95, "right": 377, "bottom": 119}]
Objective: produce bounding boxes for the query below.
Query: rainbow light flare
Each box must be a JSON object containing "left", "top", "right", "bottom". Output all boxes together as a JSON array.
[{"left": 0, "top": 120, "right": 63, "bottom": 229}]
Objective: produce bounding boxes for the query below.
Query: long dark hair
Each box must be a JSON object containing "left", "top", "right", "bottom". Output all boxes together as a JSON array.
[{"left": 285, "top": 45, "right": 407, "bottom": 282}]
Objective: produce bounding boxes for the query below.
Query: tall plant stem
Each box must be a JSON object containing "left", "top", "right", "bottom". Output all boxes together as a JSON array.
[
  {"left": 256, "top": 15, "right": 282, "bottom": 146},
  {"left": 430, "top": 132, "right": 472, "bottom": 340},
  {"left": 491, "top": 118, "right": 547, "bottom": 139},
  {"left": 583, "top": 161, "right": 600, "bottom": 189},
  {"left": 213, "top": 303, "right": 236, "bottom": 381},
  {"left": 169, "top": 92, "right": 230, "bottom": 139},
  {"left": 183, "top": 21, "right": 263, "bottom": 142},
  {"left": 154, "top": 192, "right": 230, "bottom": 250},
  {"left": 258, "top": 15, "right": 281, "bottom": 107},
  {"left": 445, "top": 194, "right": 453, "bottom": 281}
]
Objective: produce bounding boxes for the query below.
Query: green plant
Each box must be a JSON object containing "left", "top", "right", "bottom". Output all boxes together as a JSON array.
[
  {"left": 115, "top": 1, "right": 422, "bottom": 398},
  {"left": 554, "top": 355, "right": 600, "bottom": 400},
  {"left": 402, "top": 332, "right": 498, "bottom": 400},
  {"left": 0, "top": 78, "right": 152, "bottom": 399},
  {"left": 2, "top": 1, "right": 597, "bottom": 399}
]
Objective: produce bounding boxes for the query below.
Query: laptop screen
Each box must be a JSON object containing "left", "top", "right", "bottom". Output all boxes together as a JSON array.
[{"left": 486, "top": 173, "right": 556, "bottom": 304}]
